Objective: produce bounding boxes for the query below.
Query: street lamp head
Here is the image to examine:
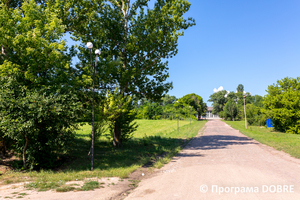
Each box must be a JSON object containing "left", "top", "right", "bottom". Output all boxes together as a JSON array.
[
  {"left": 243, "top": 95, "right": 246, "bottom": 98},
  {"left": 95, "top": 49, "right": 100, "bottom": 55},
  {"left": 87, "top": 42, "right": 93, "bottom": 49}
]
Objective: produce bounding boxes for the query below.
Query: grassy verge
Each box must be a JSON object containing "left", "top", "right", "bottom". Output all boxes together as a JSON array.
[
  {"left": 1, "top": 119, "right": 206, "bottom": 191},
  {"left": 224, "top": 120, "right": 300, "bottom": 159}
]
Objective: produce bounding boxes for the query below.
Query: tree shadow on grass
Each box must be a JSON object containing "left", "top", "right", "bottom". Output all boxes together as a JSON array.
[
  {"left": 60, "top": 135, "right": 184, "bottom": 172},
  {"left": 2, "top": 135, "right": 256, "bottom": 172}
]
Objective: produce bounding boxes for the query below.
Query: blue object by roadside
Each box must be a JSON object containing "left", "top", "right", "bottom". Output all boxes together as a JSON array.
[{"left": 266, "top": 118, "right": 273, "bottom": 128}]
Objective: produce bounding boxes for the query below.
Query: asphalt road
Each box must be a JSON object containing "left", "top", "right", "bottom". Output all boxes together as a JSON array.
[{"left": 125, "top": 120, "right": 300, "bottom": 200}]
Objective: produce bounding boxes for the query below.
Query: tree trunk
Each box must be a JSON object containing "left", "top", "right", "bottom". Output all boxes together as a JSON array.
[
  {"left": 23, "top": 135, "right": 29, "bottom": 169},
  {"left": 1, "top": 138, "right": 7, "bottom": 157},
  {"left": 113, "top": 120, "right": 122, "bottom": 147},
  {"left": 1, "top": 45, "right": 6, "bottom": 56}
]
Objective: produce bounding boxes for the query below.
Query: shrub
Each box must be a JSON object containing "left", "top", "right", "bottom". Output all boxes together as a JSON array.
[
  {"left": 104, "top": 89, "right": 138, "bottom": 146},
  {"left": 264, "top": 77, "right": 300, "bottom": 133},
  {"left": 0, "top": 76, "right": 83, "bottom": 169}
]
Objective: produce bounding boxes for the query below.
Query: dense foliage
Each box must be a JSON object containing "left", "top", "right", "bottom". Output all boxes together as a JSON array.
[
  {"left": 0, "top": 76, "right": 83, "bottom": 169},
  {"left": 209, "top": 84, "right": 265, "bottom": 124},
  {"left": 0, "top": 0, "right": 72, "bottom": 89},
  {"left": 264, "top": 77, "right": 300, "bottom": 134},
  {"left": 136, "top": 93, "right": 205, "bottom": 120},
  {"left": 0, "top": 0, "right": 85, "bottom": 169},
  {"left": 223, "top": 100, "right": 238, "bottom": 121},
  {"left": 104, "top": 89, "right": 138, "bottom": 146},
  {"left": 0, "top": 0, "right": 195, "bottom": 168},
  {"left": 68, "top": 0, "right": 195, "bottom": 146}
]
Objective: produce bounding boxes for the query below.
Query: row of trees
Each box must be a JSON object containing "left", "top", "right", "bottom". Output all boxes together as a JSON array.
[
  {"left": 135, "top": 93, "right": 207, "bottom": 120},
  {"left": 209, "top": 84, "right": 264, "bottom": 124},
  {"left": 0, "top": 0, "right": 195, "bottom": 169},
  {"left": 209, "top": 78, "right": 300, "bottom": 134}
]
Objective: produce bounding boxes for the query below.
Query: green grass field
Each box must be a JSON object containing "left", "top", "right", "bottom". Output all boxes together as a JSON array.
[
  {"left": 224, "top": 120, "right": 300, "bottom": 159},
  {"left": 1, "top": 119, "right": 206, "bottom": 191}
]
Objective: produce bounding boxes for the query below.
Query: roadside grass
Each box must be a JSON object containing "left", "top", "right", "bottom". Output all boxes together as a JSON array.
[
  {"left": 224, "top": 120, "right": 300, "bottom": 159},
  {"left": 0, "top": 119, "right": 206, "bottom": 191}
]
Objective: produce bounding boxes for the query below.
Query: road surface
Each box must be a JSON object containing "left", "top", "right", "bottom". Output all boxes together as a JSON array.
[{"left": 125, "top": 120, "right": 300, "bottom": 200}]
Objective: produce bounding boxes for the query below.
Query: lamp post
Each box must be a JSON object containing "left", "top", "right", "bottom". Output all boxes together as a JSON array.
[
  {"left": 87, "top": 42, "right": 99, "bottom": 171},
  {"left": 177, "top": 101, "right": 179, "bottom": 132},
  {"left": 243, "top": 95, "right": 247, "bottom": 129},
  {"left": 197, "top": 108, "right": 199, "bottom": 121},
  {"left": 95, "top": 49, "right": 100, "bottom": 71},
  {"left": 189, "top": 106, "right": 191, "bottom": 125}
]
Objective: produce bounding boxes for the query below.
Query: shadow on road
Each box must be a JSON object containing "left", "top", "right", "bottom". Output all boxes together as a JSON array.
[{"left": 185, "top": 135, "right": 255, "bottom": 151}]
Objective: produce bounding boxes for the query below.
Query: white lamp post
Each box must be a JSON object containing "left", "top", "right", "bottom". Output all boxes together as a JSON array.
[
  {"left": 87, "top": 42, "right": 93, "bottom": 72},
  {"left": 95, "top": 49, "right": 100, "bottom": 74},
  {"left": 87, "top": 42, "right": 97, "bottom": 171}
]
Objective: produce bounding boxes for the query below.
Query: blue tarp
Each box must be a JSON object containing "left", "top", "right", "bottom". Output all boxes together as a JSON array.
[{"left": 266, "top": 118, "right": 273, "bottom": 128}]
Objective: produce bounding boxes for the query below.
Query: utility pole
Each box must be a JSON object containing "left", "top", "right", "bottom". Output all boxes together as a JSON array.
[{"left": 243, "top": 95, "right": 247, "bottom": 129}]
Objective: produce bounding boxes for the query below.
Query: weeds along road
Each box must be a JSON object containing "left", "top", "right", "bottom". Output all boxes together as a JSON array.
[{"left": 125, "top": 120, "right": 300, "bottom": 200}]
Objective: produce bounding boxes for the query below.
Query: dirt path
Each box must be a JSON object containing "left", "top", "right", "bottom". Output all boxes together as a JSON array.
[{"left": 124, "top": 120, "right": 300, "bottom": 200}]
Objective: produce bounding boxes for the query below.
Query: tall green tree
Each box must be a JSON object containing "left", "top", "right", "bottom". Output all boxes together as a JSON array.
[
  {"left": 177, "top": 93, "right": 206, "bottom": 116},
  {"left": 0, "top": 0, "right": 84, "bottom": 167},
  {"left": 0, "top": 0, "right": 72, "bottom": 89},
  {"left": 223, "top": 100, "right": 238, "bottom": 121},
  {"left": 236, "top": 84, "right": 244, "bottom": 93},
  {"left": 72, "top": 0, "right": 195, "bottom": 146},
  {"left": 208, "top": 90, "right": 227, "bottom": 114}
]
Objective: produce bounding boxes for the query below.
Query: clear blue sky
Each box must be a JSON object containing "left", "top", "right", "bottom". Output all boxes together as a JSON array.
[
  {"left": 68, "top": 0, "right": 300, "bottom": 106},
  {"left": 165, "top": 0, "right": 300, "bottom": 106}
]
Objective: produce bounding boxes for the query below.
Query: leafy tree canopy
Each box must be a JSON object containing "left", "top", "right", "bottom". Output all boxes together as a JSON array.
[
  {"left": 223, "top": 100, "right": 238, "bottom": 121},
  {"left": 66, "top": 0, "right": 196, "bottom": 101},
  {"left": 208, "top": 90, "right": 227, "bottom": 114},
  {"left": 69, "top": 0, "right": 195, "bottom": 146},
  {"left": 177, "top": 93, "right": 206, "bottom": 115},
  {"left": 237, "top": 84, "right": 244, "bottom": 93},
  {"left": 264, "top": 77, "right": 300, "bottom": 134},
  {"left": 0, "top": 0, "right": 72, "bottom": 90},
  {"left": 161, "top": 94, "right": 177, "bottom": 105}
]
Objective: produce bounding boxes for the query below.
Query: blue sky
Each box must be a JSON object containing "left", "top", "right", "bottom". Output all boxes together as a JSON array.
[
  {"left": 165, "top": 0, "right": 300, "bottom": 106},
  {"left": 67, "top": 0, "right": 300, "bottom": 106}
]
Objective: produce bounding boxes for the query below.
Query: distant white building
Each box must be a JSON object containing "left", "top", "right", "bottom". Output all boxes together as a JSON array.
[{"left": 202, "top": 107, "right": 220, "bottom": 119}]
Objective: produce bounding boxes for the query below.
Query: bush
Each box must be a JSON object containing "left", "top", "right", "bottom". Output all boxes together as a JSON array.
[
  {"left": 104, "top": 89, "right": 138, "bottom": 146},
  {"left": 154, "top": 115, "right": 161, "bottom": 120},
  {"left": 0, "top": 76, "right": 84, "bottom": 169},
  {"left": 264, "top": 77, "right": 300, "bottom": 133}
]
